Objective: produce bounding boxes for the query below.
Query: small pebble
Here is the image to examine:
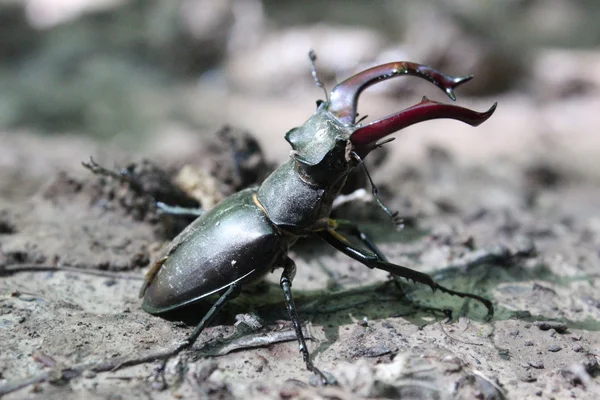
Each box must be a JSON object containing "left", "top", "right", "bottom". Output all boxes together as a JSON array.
[
  {"left": 524, "top": 340, "right": 534, "bottom": 347},
  {"left": 309, "top": 371, "right": 336, "bottom": 386},
  {"left": 83, "top": 370, "right": 96, "bottom": 379},
  {"left": 16, "top": 294, "right": 38, "bottom": 302},
  {"left": 528, "top": 361, "right": 544, "bottom": 369},
  {"left": 519, "top": 372, "right": 537, "bottom": 382},
  {"left": 534, "top": 321, "right": 568, "bottom": 333},
  {"left": 547, "top": 345, "right": 562, "bottom": 352},
  {"left": 151, "top": 381, "right": 167, "bottom": 391}
]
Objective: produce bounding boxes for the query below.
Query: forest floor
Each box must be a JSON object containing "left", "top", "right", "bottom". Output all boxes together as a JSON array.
[{"left": 1, "top": 95, "right": 600, "bottom": 399}]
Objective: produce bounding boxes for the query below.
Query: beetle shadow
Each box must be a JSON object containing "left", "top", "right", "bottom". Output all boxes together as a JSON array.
[
  {"left": 281, "top": 256, "right": 600, "bottom": 364},
  {"left": 152, "top": 221, "right": 599, "bottom": 364}
]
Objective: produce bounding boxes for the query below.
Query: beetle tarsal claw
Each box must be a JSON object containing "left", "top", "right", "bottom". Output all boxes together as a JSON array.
[{"left": 309, "top": 369, "right": 337, "bottom": 386}]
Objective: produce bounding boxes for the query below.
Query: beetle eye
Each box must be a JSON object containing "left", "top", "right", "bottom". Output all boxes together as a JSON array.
[{"left": 315, "top": 99, "right": 324, "bottom": 108}]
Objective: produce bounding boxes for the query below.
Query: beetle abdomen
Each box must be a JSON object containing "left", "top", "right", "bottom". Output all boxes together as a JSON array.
[{"left": 142, "top": 188, "right": 284, "bottom": 314}]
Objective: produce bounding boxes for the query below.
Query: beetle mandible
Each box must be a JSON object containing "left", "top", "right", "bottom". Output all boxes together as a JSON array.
[{"left": 139, "top": 53, "right": 497, "bottom": 384}]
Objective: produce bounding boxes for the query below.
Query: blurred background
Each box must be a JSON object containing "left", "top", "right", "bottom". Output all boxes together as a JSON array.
[{"left": 1, "top": 0, "right": 600, "bottom": 192}]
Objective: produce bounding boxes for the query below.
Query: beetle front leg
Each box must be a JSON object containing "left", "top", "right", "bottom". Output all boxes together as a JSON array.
[
  {"left": 280, "top": 258, "right": 332, "bottom": 385},
  {"left": 318, "top": 228, "right": 494, "bottom": 319}
]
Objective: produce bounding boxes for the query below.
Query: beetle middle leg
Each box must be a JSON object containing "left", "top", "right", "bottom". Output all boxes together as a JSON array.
[
  {"left": 280, "top": 257, "right": 332, "bottom": 385},
  {"left": 82, "top": 157, "right": 145, "bottom": 192},
  {"left": 82, "top": 157, "right": 201, "bottom": 214},
  {"left": 155, "top": 202, "right": 205, "bottom": 217},
  {"left": 317, "top": 225, "right": 494, "bottom": 319}
]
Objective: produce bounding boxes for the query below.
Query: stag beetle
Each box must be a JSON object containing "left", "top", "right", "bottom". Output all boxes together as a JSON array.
[{"left": 128, "top": 53, "right": 497, "bottom": 384}]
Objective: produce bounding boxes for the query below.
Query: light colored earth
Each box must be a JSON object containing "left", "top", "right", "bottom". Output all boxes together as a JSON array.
[{"left": 1, "top": 95, "right": 599, "bottom": 398}]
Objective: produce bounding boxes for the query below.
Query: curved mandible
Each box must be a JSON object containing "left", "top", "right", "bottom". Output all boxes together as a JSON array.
[
  {"left": 328, "top": 62, "right": 472, "bottom": 125},
  {"left": 351, "top": 97, "right": 497, "bottom": 157}
]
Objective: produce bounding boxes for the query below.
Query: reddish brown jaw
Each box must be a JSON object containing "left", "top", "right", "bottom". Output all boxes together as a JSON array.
[
  {"left": 350, "top": 97, "right": 497, "bottom": 157},
  {"left": 328, "top": 62, "right": 473, "bottom": 125}
]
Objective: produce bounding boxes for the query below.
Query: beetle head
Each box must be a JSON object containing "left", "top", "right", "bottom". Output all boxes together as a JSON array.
[
  {"left": 285, "top": 61, "right": 496, "bottom": 186},
  {"left": 288, "top": 61, "right": 497, "bottom": 166}
]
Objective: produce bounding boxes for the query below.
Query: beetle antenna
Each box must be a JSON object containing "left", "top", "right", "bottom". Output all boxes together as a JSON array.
[
  {"left": 352, "top": 152, "right": 404, "bottom": 228},
  {"left": 308, "top": 50, "right": 328, "bottom": 102},
  {"left": 375, "top": 137, "right": 396, "bottom": 147},
  {"left": 356, "top": 114, "right": 369, "bottom": 125}
]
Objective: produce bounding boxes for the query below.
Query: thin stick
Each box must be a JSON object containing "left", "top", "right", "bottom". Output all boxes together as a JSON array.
[
  {"left": 0, "top": 343, "right": 181, "bottom": 396},
  {"left": 1, "top": 264, "right": 143, "bottom": 280},
  {"left": 0, "top": 327, "right": 311, "bottom": 396}
]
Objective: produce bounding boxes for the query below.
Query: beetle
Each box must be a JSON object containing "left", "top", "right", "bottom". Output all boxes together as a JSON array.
[{"left": 136, "top": 53, "right": 497, "bottom": 384}]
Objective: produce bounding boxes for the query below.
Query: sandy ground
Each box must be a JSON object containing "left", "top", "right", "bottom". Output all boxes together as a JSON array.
[
  {"left": 1, "top": 94, "right": 600, "bottom": 400},
  {"left": 2, "top": 0, "right": 600, "bottom": 398}
]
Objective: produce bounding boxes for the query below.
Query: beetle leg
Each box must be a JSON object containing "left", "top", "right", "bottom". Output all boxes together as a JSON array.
[
  {"left": 326, "top": 219, "right": 388, "bottom": 261},
  {"left": 82, "top": 157, "right": 145, "bottom": 193},
  {"left": 176, "top": 282, "right": 243, "bottom": 353},
  {"left": 317, "top": 228, "right": 494, "bottom": 319},
  {"left": 326, "top": 218, "right": 413, "bottom": 298},
  {"left": 82, "top": 157, "right": 123, "bottom": 180},
  {"left": 83, "top": 157, "right": 201, "bottom": 213},
  {"left": 156, "top": 202, "right": 205, "bottom": 217},
  {"left": 280, "top": 258, "right": 331, "bottom": 385},
  {"left": 352, "top": 152, "right": 404, "bottom": 228}
]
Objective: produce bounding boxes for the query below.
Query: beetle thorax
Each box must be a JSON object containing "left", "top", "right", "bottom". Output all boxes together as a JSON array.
[{"left": 256, "top": 107, "right": 358, "bottom": 232}]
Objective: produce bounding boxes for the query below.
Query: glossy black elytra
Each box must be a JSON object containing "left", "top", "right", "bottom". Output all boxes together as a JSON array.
[{"left": 136, "top": 53, "right": 497, "bottom": 384}]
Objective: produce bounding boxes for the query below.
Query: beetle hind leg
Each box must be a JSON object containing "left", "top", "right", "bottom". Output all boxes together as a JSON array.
[
  {"left": 327, "top": 219, "right": 412, "bottom": 298},
  {"left": 327, "top": 219, "right": 388, "bottom": 261},
  {"left": 318, "top": 224, "right": 494, "bottom": 319},
  {"left": 280, "top": 258, "right": 333, "bottom": 385}
]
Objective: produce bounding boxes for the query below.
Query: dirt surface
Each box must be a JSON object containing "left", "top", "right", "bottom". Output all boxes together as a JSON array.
[
  {"left": 1, "top": 3, "right": 600, "bottom": 396},
  {"left": 1, "top": 118, "right": 600, "bottom": 400}
]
